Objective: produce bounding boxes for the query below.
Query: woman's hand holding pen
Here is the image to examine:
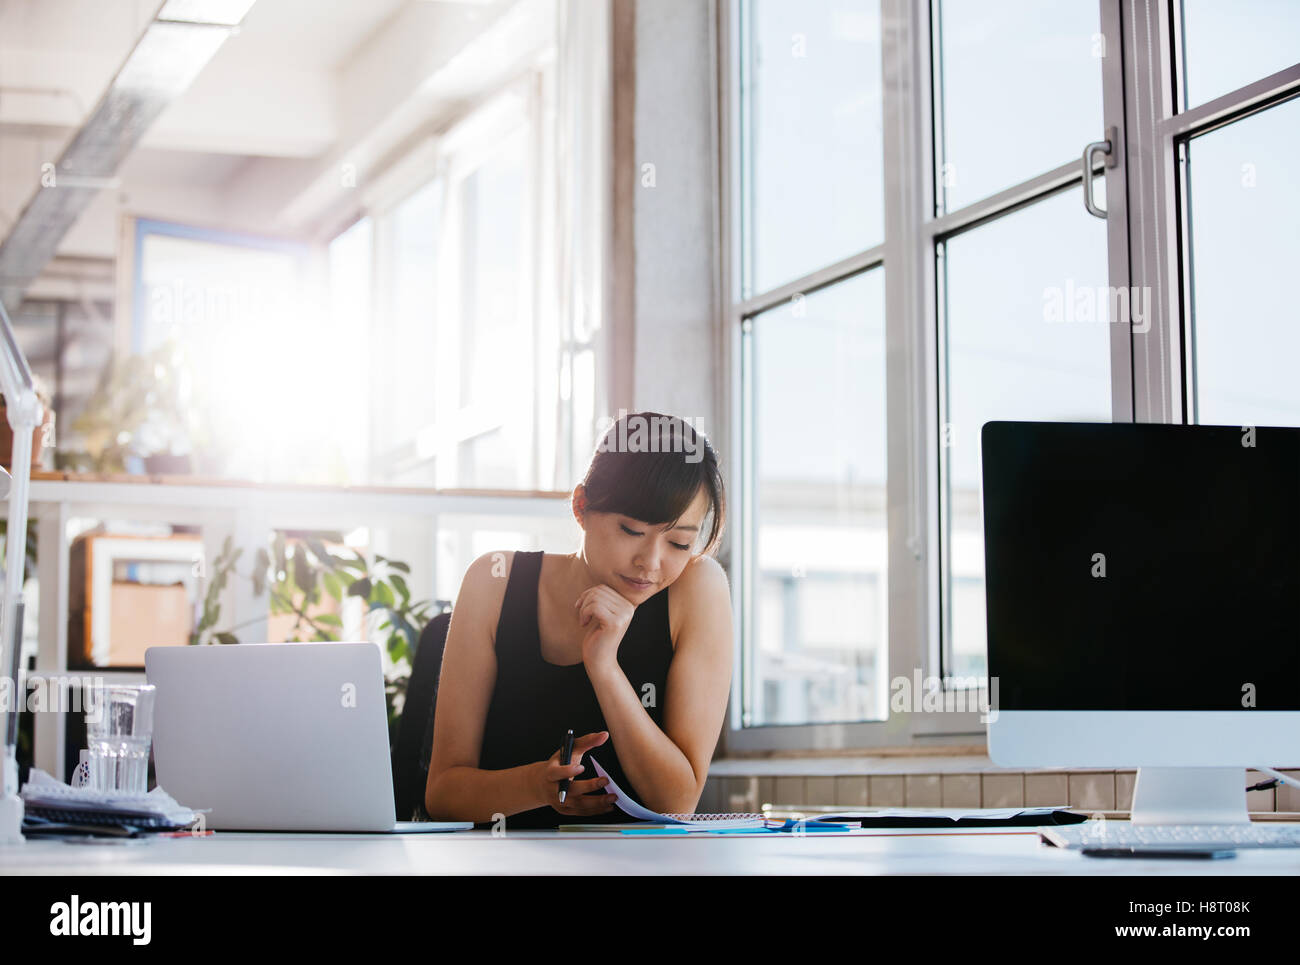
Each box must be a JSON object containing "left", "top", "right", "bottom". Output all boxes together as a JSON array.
[{"left": 535, "top": 730, "right": 618, "bottom": 816}]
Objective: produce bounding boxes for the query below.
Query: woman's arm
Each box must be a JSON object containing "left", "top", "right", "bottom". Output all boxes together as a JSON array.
[
  {"left": 424, "top": 552, "right": 548, "bottom": 823},
  {"left": 585, "top": 555, "right": 734, "bottom": 814}
]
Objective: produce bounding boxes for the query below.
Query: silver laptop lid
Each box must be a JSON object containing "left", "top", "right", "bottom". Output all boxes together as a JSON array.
[{"left": 145, "top": 642, "right": 396, "bottom": 831}]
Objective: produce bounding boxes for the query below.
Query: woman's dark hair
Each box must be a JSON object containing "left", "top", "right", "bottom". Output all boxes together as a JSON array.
[{"left": 578, "top": 411, "right": 726, "bottom": 557}]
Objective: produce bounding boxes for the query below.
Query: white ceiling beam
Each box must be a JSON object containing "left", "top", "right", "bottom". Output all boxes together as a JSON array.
[
  {"left": 0, "top": 2, "right": 258, "bottom": 309},
  {"left": 274, "top": 0, "right": 551, "bottom": 236}
]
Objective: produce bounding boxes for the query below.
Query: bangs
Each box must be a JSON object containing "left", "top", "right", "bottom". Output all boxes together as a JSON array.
[
  {"left": 590, "top": 449, "right": 708, "bottom": 527},
  {"left": 581, "top": 412, "right": 726, "bottom": 554}
]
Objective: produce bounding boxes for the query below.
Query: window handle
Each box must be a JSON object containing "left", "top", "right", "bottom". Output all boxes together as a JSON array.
[{"left": 1082, "top": 126, "right": 1117, "bottom": 219}]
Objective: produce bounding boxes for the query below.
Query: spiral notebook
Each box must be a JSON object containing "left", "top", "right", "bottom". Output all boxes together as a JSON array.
[{"left": 558, "top": 757, "right": 765, "bottom": 830}]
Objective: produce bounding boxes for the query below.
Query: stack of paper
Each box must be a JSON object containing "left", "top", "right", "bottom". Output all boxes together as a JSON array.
[{"left": 19, "top": 767, "right": 203, "bottom": 830}]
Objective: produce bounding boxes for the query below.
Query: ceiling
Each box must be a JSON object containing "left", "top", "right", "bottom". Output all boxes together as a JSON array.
[{"left": 0, "top": 0, "right": 532, "bottom": 295}]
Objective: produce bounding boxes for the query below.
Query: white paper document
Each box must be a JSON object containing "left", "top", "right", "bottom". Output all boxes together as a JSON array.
[{"left": 589, "top": 757, "right": 764, "bottom": 828}]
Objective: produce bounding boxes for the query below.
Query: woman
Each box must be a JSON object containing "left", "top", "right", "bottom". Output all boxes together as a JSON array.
[{"left": 424, "top": 412, "right": 732, "bottom": 828}]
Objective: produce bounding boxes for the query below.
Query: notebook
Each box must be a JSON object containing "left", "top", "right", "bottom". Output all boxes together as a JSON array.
[
  {"left": 19, "top": 767, "right": 202, "bottom": 833},
  {"left": 800, "top": 807, "right": 1089, "bottom": 828},
  {"left": 558, "top": 757, "right": 765, "bottom": 830}
]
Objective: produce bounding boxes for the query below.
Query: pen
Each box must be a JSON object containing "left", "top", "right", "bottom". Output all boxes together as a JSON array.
[{"left": 557, "top": 728, "right": 575, "bottom": 803}]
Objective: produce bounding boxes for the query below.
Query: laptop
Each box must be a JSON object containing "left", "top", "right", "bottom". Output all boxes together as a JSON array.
[{"left": 145, "top": 642, "right": 471, "bottom": 833}]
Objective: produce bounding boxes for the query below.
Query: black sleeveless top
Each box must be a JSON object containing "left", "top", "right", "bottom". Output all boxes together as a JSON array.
[{"left": 474, "top": 550, "right": 675, "bottom": 829}]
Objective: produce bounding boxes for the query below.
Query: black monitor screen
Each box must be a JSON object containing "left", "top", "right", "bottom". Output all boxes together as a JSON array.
[{"left": 981, "top": 421, "right": 1300, "bottom": 711}]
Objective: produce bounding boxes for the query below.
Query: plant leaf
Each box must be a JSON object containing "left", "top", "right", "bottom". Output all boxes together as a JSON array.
[
  {"left": 252, "top": 547, "right": 270, "bottom": 596},
  {"left": 370, "top": 580, "right": 395, "bottom": 608},
  {"left": 322, "top": 571, "right": 343, "bottom": 600},
  {"left": 293, "top": 549, "right": 314, "bottom": 596},
  {"left": 306, "top": 537, "right": 330, "bottom": 564},
  {"left": 334, "top": 554, "right": 368, "bottom": 574}
]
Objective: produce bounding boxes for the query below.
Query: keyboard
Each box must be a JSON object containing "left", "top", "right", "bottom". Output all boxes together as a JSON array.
[{"left": 1042, "top": 821, "right": 1300, "bottom": 851}]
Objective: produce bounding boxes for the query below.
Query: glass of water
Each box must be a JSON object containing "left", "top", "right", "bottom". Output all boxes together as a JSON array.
[{"left": 85, "top": 684, "right": 156, "bottom": 795}]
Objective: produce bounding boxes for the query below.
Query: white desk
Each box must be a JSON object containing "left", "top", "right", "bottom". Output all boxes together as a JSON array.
[{"left": 3, "top": 826, "right": 1299, "bottom": 875}]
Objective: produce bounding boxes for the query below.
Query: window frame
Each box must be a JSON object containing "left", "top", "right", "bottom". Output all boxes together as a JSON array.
[
  {"left": 719, "top": 0, "right": 1143, "bottom": 753},
  {"left": 1125, "top": 0, "right": 1300, "bottom": 428},
  {"left": 434, "top": 83, "right": 541, "bottom": 490},
  {"left": 356, "top": 73, "right": 553, "bottom": 490}
]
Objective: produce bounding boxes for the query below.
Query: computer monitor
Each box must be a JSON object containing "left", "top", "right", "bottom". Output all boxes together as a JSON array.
[{"left": 981, "top": 420, "right": 1300, "bottom": 824}]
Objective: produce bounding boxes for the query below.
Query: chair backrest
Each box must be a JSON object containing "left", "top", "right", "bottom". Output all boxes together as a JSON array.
[{"left": 391, "top": 610, "right": 451, "bottom": 821}]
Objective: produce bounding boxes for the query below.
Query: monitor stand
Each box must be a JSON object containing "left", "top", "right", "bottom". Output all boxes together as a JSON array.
[{"left": 1130, "top": 767, "right": 1250, "bottom": 825}]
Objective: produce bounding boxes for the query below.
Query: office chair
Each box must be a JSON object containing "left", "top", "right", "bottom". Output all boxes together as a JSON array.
[{"left": 391, "top": 610, "right": 451, "bottom": 821}]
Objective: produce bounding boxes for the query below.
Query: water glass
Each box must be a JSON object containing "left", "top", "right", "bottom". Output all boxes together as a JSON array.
[{"left": 84, "top": 683, "right": 156, "bottom": 795}]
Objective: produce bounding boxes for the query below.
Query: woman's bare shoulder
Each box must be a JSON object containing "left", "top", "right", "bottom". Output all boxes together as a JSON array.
[
  {"left": 463, "top": 549, "right": 518, "bottom": 583},
  {"left": 452, "top": 550, "right": 519, "bottom": 638},
  {"left": 674, "top": 554, "right": 730, "bottom": 600},
  {"left": 667, "top": 554, "right": 731, "bottom": 647}
]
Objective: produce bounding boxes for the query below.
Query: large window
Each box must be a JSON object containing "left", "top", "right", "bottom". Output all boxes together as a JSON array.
[
  {"left": 933, "top": 0, "right": 1103, "bottom": 213},
  {"left": 1183, "top": 75, "right": 1300, "bottom": 427},
  {"left": 1178, "top": 0, "right": 1300, "bottom": 109},
  {"left": 131, "top": 220, "right": 338, "bottom": 484},
  {"left": 311, "top": 6, "right": 609, "bottom": 637},
  {"left": 739, "top": 0, "right": 884, "bottom": 295},
  {"left": 449, "top": 121, "right": 534, "bottom": 489},
  {"left": 331, "top": 72, "right": 598, "bottom": 495},
  {"left": 723, "top": 0, "right": 1299, "bottom": 748},
  {"left": 374, "top": 178, "right": 443, "bottom": 479},
  {"left": 734, "top": 0, "right": 887, "bottom": 731},
  {"left": 744, "top": 271, "right": 888, "bottom": 725},
  {"left": 360, "top": 94, "right": 538, "bottom": 490},
  {"left": 939, "top": 190, "right": 1112, "bottom": 679}
]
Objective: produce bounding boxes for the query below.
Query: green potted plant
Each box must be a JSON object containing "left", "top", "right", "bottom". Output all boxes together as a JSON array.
[{"left": 192, "top": 532, "right": 445, "bottom": 745}]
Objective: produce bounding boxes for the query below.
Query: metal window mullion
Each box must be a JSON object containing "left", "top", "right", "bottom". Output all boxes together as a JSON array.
[
  {"left": 922, "top": 159, "right": 1096, "bottom": 242},
  {"left": 715, "top": 0, "right": 740, "bottom": 743},
  {"left": 929, "top": 0, "right": 947, "bottom": 219},
  {"left": 1159, "top": 62, "right": 1300, "bottom": 140},
  {"left": 735, "top": 243, "right": 886, "bottom": 319},
  {"left": 1177, "top": 137, "right": 1197, "bottom": 426},
  {"left": 736, "top": 0, "right": 755, "bottom": 302},
  {"left": 1171, "top": 0, "right": 1189, "bottom": 117},
  {"left": 1100, "top": 0, "right": 1134, "bottom": 423},
  {"left": 739, "top": 311, "right": 755, "bottom": 729},
  {"left": 885, "top": 0, "right": 939, "bottom": 739},
  {"left": 718, "top": 0, "right": 755, "bottom": 736},
  {"left": 933, "top": 238, "right": 951, "bottom": 683},
  {"left": 1125, "top": 0, "right": 1182, "bottom": 425}
]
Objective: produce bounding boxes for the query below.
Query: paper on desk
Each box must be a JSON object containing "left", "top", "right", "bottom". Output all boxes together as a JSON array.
[
  {"left": 589, "top": 757, "right": 764, "bottom": 829},
  {"left": 19, "top": 767, "right": 203, "bottom": 827}
]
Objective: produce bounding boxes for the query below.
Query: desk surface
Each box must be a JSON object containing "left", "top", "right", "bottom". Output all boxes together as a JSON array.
[{"left": 4, "top": 827, "right": 1299, "bottom": 875}]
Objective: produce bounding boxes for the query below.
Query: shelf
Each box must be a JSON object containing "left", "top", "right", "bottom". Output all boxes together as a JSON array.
[{"left": 8, "top": 475, "right": 573, "bottom": 782}]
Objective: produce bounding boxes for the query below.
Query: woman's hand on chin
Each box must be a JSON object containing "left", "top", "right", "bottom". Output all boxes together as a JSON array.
[{"left": 575, "top": 583, "right": 636, "bottom": 669}]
